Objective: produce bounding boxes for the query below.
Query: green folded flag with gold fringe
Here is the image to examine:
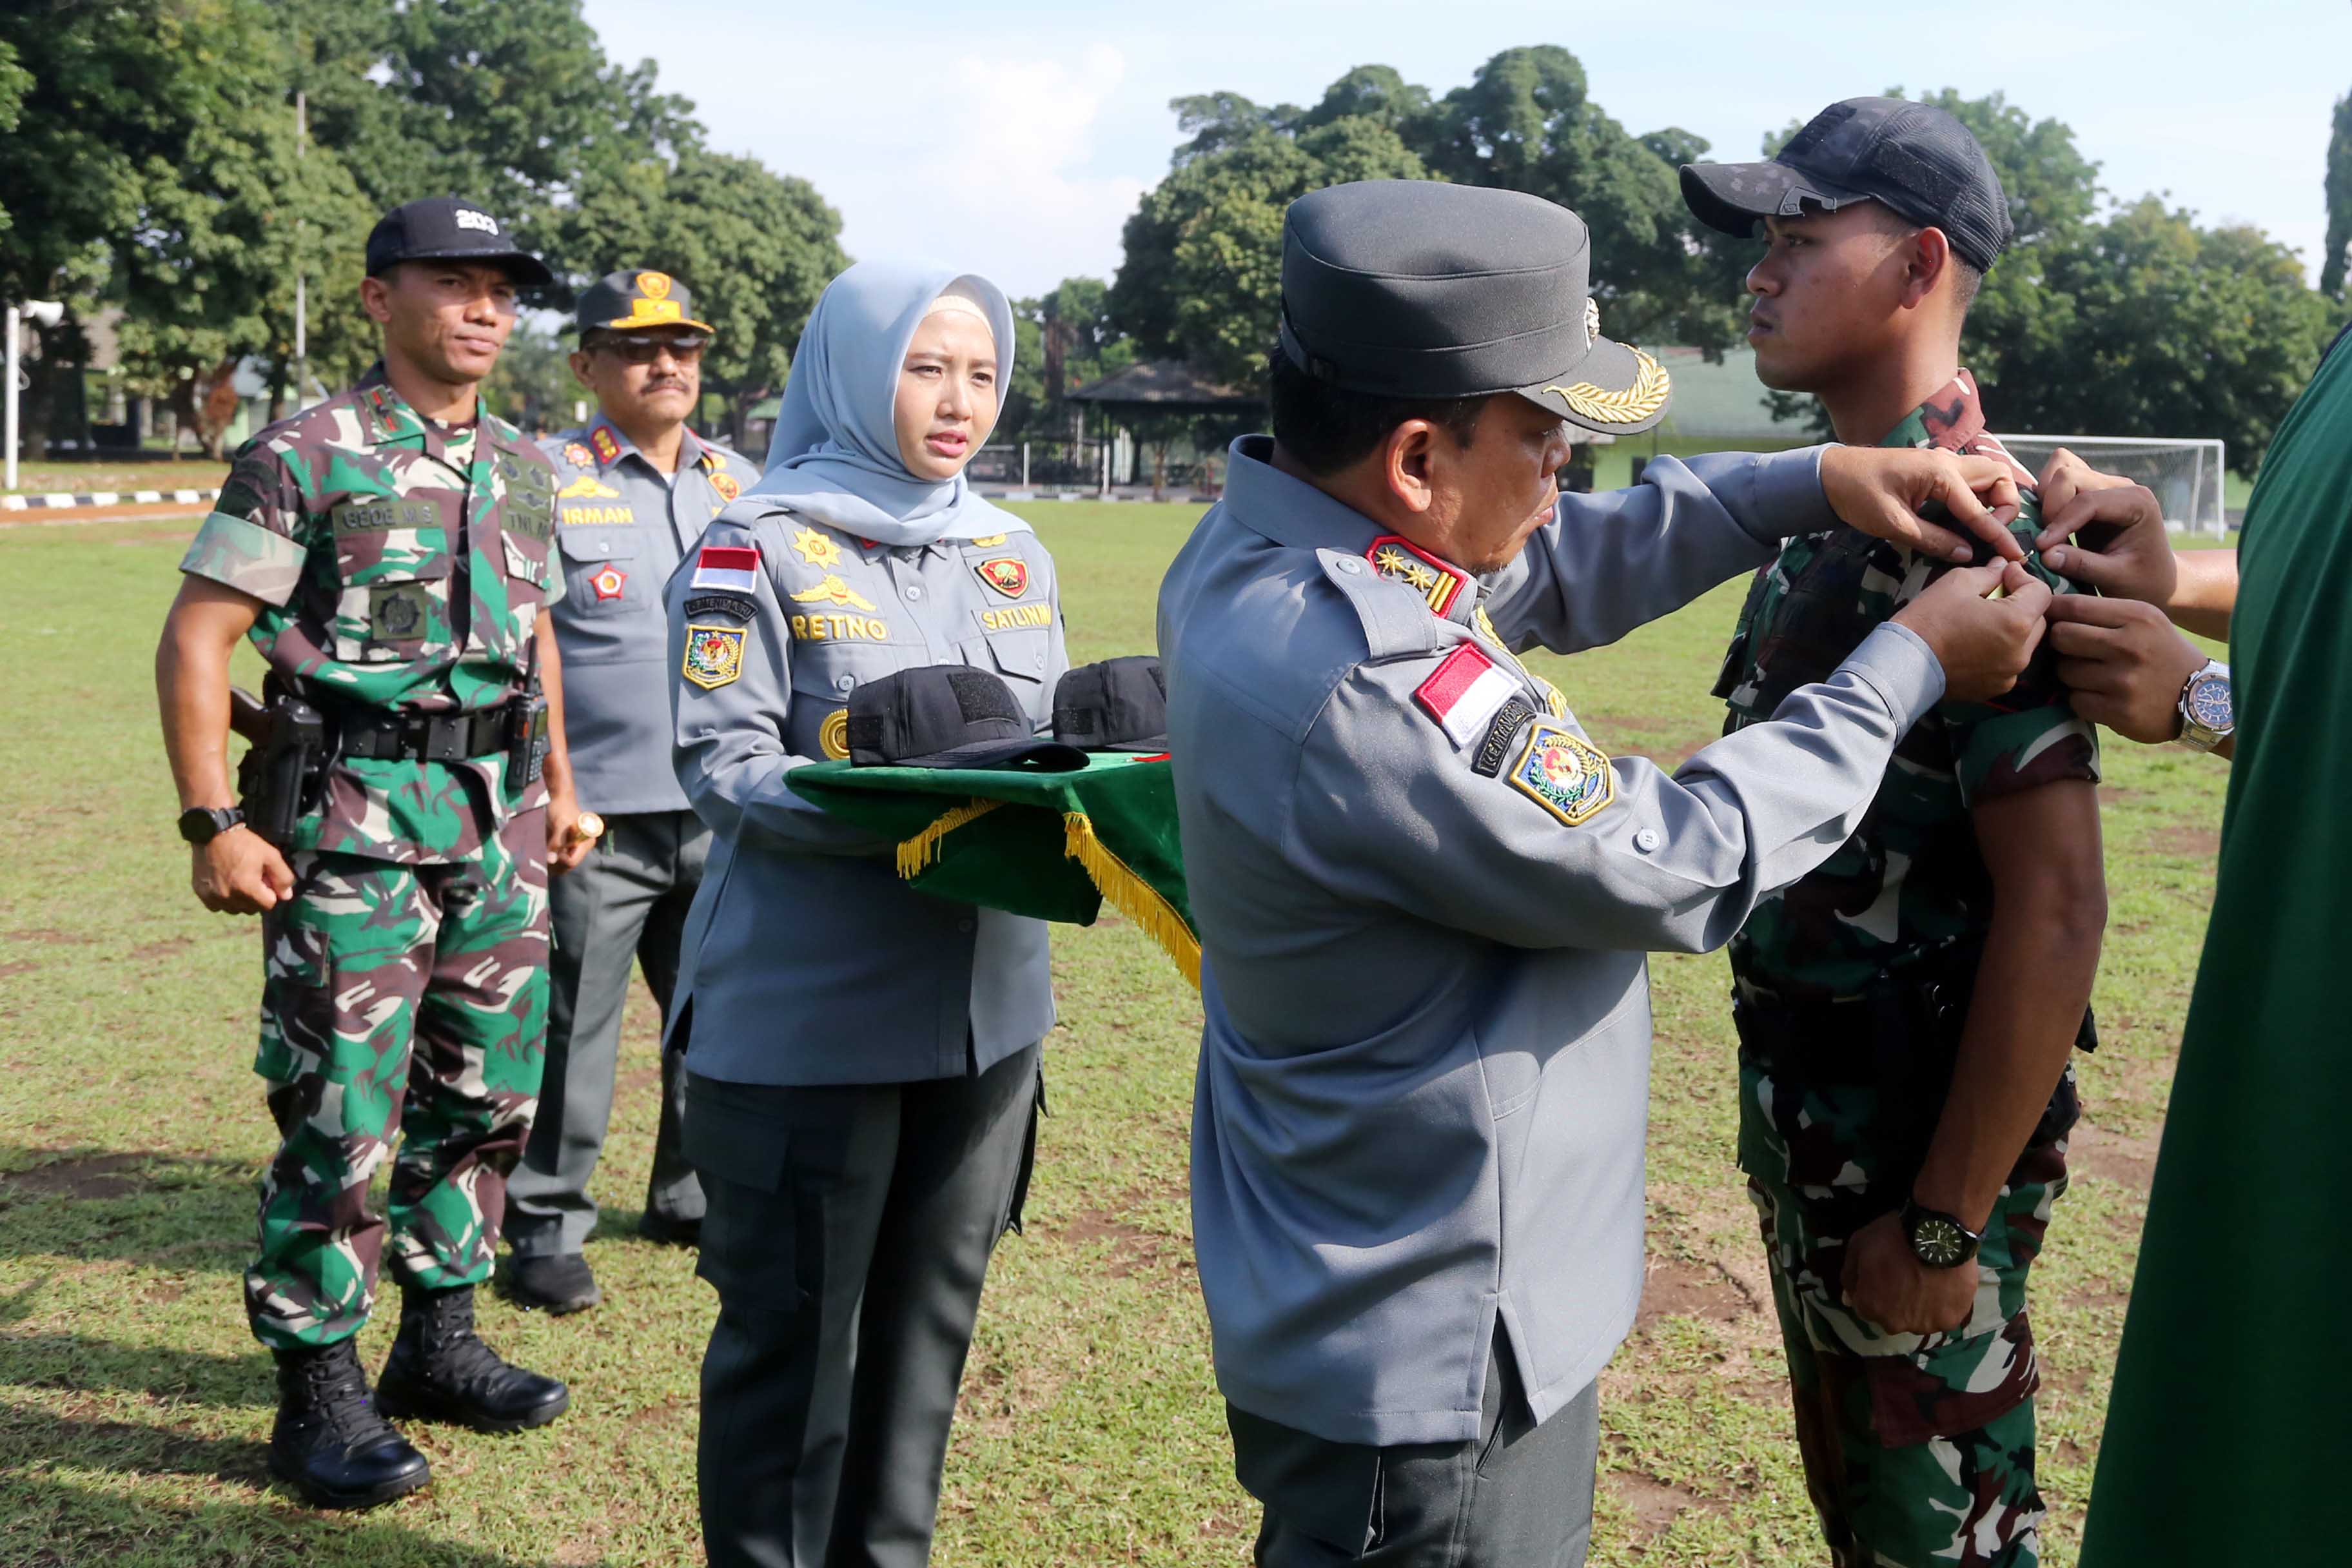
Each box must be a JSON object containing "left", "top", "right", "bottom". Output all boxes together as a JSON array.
[{"left": 787, "top": 754, "right": 1198, "bottom": 988}]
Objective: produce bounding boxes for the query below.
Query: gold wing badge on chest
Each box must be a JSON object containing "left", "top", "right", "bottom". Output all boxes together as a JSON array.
[{"left": 792, "top": 575, "right": 877, "bottom": 611}]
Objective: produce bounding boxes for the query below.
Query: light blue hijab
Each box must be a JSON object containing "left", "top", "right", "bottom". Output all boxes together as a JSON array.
[{"left": 749, "top": 258, "right": 1030, "bottom": 547}]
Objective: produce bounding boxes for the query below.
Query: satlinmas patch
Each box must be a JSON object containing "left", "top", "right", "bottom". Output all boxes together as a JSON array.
[
  {"left": 1508, "top": 720, "right": 1614, "bottom": 827},
  {"left": 691, "top": 544, "right": 760, "bottom": 593},
  {"left": 681, "top": 623, "right": 746, "bottom": 689},
  {"left": 1413, "top": 643, "right": 1518, "bottom": 747}
]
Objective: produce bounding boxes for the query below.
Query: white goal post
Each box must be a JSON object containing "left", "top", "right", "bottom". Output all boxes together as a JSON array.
[{"left": 1987, "top": 433, "right": 2229, "bottom": 538}]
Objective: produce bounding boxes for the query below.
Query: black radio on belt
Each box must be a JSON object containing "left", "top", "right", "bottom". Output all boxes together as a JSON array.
[{"left": 505, "top": 680, "right": 550, "bottom": 792}]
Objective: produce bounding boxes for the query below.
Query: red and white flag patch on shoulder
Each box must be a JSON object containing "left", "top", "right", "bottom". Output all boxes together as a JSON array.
[
  {"left": 691, "top": 544, "right": 760, "bottom": 594},
  {"left": 1414, "top": 643, "right": 1518, "bottom": 748}
]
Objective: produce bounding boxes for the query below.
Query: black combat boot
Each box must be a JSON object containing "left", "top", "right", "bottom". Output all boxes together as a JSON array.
[
  {"left": 373, "top": 1283, "right": 570, "bottom": 1433},
  {"left": 268, "top": 1338, "right": 431, "bottom": 1510}
]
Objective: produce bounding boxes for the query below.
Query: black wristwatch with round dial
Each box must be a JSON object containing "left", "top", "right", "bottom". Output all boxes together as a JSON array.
[
  {"left": 1899, "top": 1199, "right": 1981, "bottom": 1270},
  {"left": 177, "top": 805, "right": 246, "bottom": 845}
]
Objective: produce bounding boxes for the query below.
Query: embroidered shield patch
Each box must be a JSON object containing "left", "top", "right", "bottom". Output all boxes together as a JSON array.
[
  {"left": 681, "top": 623, "right": 746, "bottom": 690},
  {"left": 975, "top": 556, "right": 1029, "bottom": 599},
  {"left": 710, "top": 471, "right": 741, "bottom": 502},
  {"left": 1508, "top": 720, "right": 1614, "bottom": 827},
  {"left": 590, "top": 565, "right": 628, "bottom": 602}
]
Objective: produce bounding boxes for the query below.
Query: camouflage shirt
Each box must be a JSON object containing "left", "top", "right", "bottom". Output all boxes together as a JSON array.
[
  {"left": 180, "top": 365, "right": 562, "bottom": 864},
  {"left": 1720, "top": 371, "right": 2101, "bottom": 1002}
]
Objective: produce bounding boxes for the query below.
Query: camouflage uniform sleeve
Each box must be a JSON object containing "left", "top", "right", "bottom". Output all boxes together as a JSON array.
[
  {"left": 1941, "top": 508, "right": 2102, "bottom": 803},
  {"left": 177, "top": 438, "right": 308, "bottom": 606}
]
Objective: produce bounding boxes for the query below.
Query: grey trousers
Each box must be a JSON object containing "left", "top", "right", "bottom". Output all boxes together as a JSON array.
[
  {"left": 1230, "top": 1342, "right": 1599, "bottom": 1568},
  {"left": 505, "top": 808, "right": 707, "bottom": 1257},
  {"left": 687, "top": 1043, "right": 1043, "bottom": 1568}
]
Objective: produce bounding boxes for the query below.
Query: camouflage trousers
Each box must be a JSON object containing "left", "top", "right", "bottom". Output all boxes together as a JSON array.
[
  {"left": 244, "top": 809, "right": 550, "bottom": 1350},
  {"left": 1738, "top": 1055, "right": 2077, "bottom": 1568}
]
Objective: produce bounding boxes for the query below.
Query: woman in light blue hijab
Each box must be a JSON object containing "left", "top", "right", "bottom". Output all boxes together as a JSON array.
[{"left": 663, "top": 259, "right": 1070, "bottom": 1568}]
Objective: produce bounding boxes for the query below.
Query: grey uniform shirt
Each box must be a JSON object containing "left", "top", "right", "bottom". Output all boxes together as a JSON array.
[
  {"left": 539, "top": 414, "right": 752, "bottom": 815},
  {"left": 665, "top": 503, "right": 1069, "bottom": 1086},
  {"left": 1158, "top": 436, "right": 1948, "bottom": 1448}
]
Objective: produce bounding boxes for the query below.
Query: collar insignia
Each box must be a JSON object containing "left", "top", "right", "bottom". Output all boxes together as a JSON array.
[
  {"left": 791, "top": 525, "right": 842, "bottom": 567},
  {"left": 591, "top": 426, "right": 621, "bottom": 465},
  {"left": 710, "top": 472, "right": 741, "bottom": 502},
  {"left": 1367, "top": 534, "right": 1470, "bottom": 617}
]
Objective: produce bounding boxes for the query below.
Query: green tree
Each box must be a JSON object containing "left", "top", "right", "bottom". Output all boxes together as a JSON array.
[
  {"left": 1111, "top": 116, "right": 1427, "bottom": 387},
  {"left": 2323, "top": 91, "right": 2352, "bottom": 300},
  {"left": 1003, "top": 278, "right": 1135, "bottom": 441}
]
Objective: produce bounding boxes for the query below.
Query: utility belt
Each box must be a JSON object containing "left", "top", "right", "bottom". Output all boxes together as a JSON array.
[
  {"left": 1733, "top": 941, "right": 2093, "bottom": 1162},
  {"left": 233, "top": 676, "right": 547, "bottom": 846}
]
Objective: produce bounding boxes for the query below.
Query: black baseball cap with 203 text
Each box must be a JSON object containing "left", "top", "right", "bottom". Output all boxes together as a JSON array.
[
  {"left": 1679, "top": 97, "right": 2015, "bottom": 273},
  {"left": 365, "top": 197, "right": 553, "bottom": 288}
]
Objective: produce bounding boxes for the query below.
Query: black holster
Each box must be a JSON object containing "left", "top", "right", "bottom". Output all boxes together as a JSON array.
[{"left": 237, "top": 692, "right": 329, "bottom": 847}]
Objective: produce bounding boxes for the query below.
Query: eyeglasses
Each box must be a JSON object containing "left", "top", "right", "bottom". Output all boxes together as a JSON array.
[{"left": 591, "top": 332, "right": 709, "bottom": 364}]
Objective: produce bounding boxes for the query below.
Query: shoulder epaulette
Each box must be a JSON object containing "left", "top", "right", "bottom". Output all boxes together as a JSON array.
[{"left": 1316, "top": 547, "right": 1442, "bottom": 661}]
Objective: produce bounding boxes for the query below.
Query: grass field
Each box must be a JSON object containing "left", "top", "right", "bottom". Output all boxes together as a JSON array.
[
  {"left": 0, "top": 502, "right": 2225, "bottom": 1566},
  {"left": 4, "top": 461, "right": 229, "bottom": 498}
]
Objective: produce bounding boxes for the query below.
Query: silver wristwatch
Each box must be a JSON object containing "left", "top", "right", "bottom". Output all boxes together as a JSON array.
[{"left": 2176, "top": 659, "right": 2233, "bottom": 752}]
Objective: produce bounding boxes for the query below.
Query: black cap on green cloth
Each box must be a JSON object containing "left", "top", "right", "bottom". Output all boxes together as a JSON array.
[{"left": 1277, "top": 180, "right": 1671, "bottom": 436}]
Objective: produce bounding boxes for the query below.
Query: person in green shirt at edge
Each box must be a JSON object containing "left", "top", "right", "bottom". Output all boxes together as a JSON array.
[
  {"left": 2039, "top": 321, "right": 2349, "bottom": 1564},
  {"left": 1674, "top": 97, "right": 2179, "bottom": 1567}
]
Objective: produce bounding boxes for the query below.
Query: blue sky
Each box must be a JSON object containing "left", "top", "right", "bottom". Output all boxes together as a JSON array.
[{"left": 580, "top": 0, "right": 2351, "bottom": 302}]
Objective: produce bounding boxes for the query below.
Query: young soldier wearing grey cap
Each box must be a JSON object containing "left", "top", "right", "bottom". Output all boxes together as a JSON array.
[
  {"left": 501, "top": 270, "right": 754, "bottom": 1315},
  {"left": 1157, "top": 177, "right": 2059, "bottom": 1565},
  {"left": 1680, "top": 97, "right": 2170, "bottom": 1568}
]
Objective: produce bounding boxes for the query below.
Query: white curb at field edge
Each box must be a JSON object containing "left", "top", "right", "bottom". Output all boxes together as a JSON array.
[{"left": 1, "top": 487, "right": 220, "bottom": 511}]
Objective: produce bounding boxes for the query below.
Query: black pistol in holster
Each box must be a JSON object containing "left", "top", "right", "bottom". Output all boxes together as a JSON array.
[
  {"left": 231, "top": 685, "right": 328, "bottom": 847},
  {"left": 505, "top": 648, "right": 550, "bottom": 794}
]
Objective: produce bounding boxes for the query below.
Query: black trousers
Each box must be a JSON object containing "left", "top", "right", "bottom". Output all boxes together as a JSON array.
[
  {"left": 685, "top": 1044, "right": 1043, "bottom": 1568},
  {"left": 1229, "top": 1342, "right": 1599, "bottom": 1568}
]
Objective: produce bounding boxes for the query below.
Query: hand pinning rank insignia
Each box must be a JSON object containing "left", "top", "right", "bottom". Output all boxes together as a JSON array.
[
  {"left": 1507, "top": 720, "right": 1615, "bottom": 827},
  {"left": 1366, "top": 534, "right": 1470, "bottom": 616}
]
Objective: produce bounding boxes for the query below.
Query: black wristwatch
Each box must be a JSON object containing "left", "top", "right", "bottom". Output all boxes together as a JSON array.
[
  {"left": 177, "top": 805, "right": 246, "bottom": 845},
  {"left": 1899, "top": 1199, "right": 1981, "bottom": 1270}
]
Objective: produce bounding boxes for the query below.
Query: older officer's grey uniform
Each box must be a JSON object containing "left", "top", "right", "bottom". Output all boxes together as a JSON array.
[
  {"left": 1158, "top": 181, "right": 1954, "bottom": 1566},
  {"left": 504, "top": 346, "right": 755, "bottom": 1268},
  {"left": 663, "top": 500, "right": 1066, "bottom": 1567}
]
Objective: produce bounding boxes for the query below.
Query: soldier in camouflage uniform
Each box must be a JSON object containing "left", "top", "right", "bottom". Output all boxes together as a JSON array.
[
  {"left": 155, "top": 199, "right": 591, "bottom": 1510},
  {"left": 1683, "top": 104, "right": 2109, "bottom": 1565}
]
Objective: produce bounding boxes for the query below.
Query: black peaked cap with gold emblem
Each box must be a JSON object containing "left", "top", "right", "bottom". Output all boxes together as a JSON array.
[
  {"left": 1277, "top": 181, "right": 1670, "bottom": 437},
  {"left": 575, "top": 268, "right": 716, "bottom": 338}
]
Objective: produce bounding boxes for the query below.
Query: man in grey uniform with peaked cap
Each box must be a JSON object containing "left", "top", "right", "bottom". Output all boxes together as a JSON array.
[{"left": 1157, "top": 179, "right": 2056, "bottom": 1565}]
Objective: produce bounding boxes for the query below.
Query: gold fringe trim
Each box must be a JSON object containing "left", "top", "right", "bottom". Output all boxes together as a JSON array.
[
  {"left": 1063, "top": 811, "right": 1202, "bottom": 991},
  {"left": 896, "top": 798, "right": 1005, "bottom": 879}
]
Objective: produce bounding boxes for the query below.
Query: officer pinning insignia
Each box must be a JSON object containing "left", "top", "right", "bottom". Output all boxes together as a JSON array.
[
  {"left": 558, "top": 475, "right": 622, "bottom": 500},
  {"left": 681, "top": 623, "right": 747, "bottom": 689},
  {"left": 818, "top": 707, "right": 852, "bottom": 760},
  {"left": 563, "top": 441, "right": 593, "bottom": 468},
  {"left": 590, "top": 565, "right": 628, "bottom": 602},
  {"left": 1507, "top": 720, "right": 1615, "bottom": 826},
  {"left": 1472, "top": 696, "right": 1539, "bottom": 778},
  {"left": 792, "top": 574, "right": 878, "bottom": 611},
  {"left": 685, "top": 592, "right": 756, "bottom": 622},
  {"left": 591, "top": 427, "right": 621, "bottom": 465},
  {"left": 791, "top": 526, "right": 842, "bottom": 567},
  {"left": 974, "top": 556, "right": 1029, "bottom": 599},
  {"left": 1413, "top": 643, "right": 1520, "bottom": 748},
  {"left": 1367, "top": 534, "right": 1469, "bottom": 616},
  {"left": 691, "top": 544, "right": 760, "bottom": 593}
]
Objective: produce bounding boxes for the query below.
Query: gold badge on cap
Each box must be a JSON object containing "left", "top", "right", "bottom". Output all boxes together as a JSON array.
[
  {"left": 637, "top": 271, "right": 672, "bottom": 301},
  {"left": 1542, "top": 348, "right": 1671, "bottom": 427}
]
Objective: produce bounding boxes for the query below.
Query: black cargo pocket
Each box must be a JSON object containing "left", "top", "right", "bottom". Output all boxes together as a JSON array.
[{"left": 684, "top": 1084, "right": 808, "bottom": 1314}]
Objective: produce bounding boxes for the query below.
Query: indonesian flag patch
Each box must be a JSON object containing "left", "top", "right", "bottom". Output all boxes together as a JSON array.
[
  {"left": 691, "top": 544, "right": 760, "bottom": 594},
  {"left": 1413, "top": 643, "right": 1519, "bottom": 748}
]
